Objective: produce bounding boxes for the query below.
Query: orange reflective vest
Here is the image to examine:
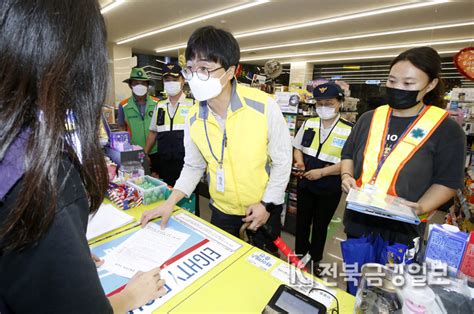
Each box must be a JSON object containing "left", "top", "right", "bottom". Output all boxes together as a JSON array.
[{"left": 357, "top": 105, "right": 448, "bottom": 197}]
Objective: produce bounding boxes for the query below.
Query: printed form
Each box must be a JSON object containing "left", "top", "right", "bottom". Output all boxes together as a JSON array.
[{"left": 104, "top": 223, "right": 189, "bottom": 278}]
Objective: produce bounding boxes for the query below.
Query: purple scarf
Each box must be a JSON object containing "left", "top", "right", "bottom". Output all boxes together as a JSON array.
[{"left": 0, "top": 130, "right": 28, "bottom": 200}]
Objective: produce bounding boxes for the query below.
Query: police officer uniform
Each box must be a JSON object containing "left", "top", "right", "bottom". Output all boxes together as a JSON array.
[
  {"left": 149, "top": 64, "right": 194, "bottom": 186},
  {"left": 293, "top": 83, "right": 353, "bottom": 265}
]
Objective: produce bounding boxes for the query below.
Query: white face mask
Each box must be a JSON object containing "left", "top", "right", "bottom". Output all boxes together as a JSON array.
[
  {"left": 132, "top": 84, "right": 148, "bottom": 96},
  {"left": 164, "top": 81, "right": 182, "bottom": 97},
  {"left": 187, "top": 70, "right": 228, "bottom": 101},
  {"left": 316, "top": 106, "right": 338, "bottom": 120}
]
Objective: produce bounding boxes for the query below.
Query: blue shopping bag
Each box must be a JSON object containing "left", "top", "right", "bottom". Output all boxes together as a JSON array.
[{"left": 340, "top": 234, "right": 388, "bottom": 295}]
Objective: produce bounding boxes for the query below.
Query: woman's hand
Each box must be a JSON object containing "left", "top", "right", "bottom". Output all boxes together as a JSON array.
[
  {"left": 303, "top": 169, "right": 324, "bottom": 181},
  {"left": 110, "top": 267, "right": 167, "bottom": 313},
  {"left": 341, "top": 174, "right": 356, "bottom": 193},
  {"left": 292, "top": 162, "right": 305, "bottom": 178},
  {"left": 91, "top": 253, "right": 104, "bottom": 268}
]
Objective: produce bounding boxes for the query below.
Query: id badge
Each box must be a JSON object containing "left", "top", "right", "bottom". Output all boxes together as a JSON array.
[{"left": 216, "top": 167, "right": 225, "bottom": 193}]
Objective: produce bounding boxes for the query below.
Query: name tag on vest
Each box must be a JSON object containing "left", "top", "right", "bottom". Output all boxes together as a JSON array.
[
  {"left": 331, "top": 137, "right": 346, "bottom": 148},
  {"left": 180, "top": 108, "right": 189, "bottom": 117},
  {"left": 216, "top": 168, "right": 225, "bottom": 193}
]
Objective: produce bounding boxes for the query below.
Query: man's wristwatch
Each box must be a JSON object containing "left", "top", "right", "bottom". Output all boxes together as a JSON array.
[{"left": 261, "top": 201, "right": 276, "bottom": 213}]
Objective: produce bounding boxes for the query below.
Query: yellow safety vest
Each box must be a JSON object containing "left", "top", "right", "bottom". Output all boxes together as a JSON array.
[
  {"left": 154, "top": 97, "right": 194, "bottom": 133},
  {"left": 301, "top": 117, "right": 352, "bottom": 164},
  {"left": 188, "top": 83, "right": 270, "bottom": 216},
  {"left": 357, "top": 105, "right": 448, "bottom": 196}
]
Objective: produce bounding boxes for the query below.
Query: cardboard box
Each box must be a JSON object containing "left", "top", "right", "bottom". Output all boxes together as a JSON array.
[
  {"left": 424, "top": 224, "right": 468, "bottom": 276},
  {"left": 105, "top": 146, "right": 150, "bottom": 175}
]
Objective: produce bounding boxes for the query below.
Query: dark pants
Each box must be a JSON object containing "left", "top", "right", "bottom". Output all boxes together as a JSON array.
[
  {"left": 210, "top": 203, "right": 283, "bottom": 253},
  {"left": 295, "top": 187, "right": 342, "bottom": 262},
  {"left": 155, "top": 153, "right": 184, "bottom": 187},
  {"left": 149, "top": 152, "right": 160, "bottom": 175}
]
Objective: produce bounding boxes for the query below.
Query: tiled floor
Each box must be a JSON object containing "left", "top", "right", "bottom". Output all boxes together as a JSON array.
[{"left": 197, "top": 194, "right": 446, "bottom": 290}]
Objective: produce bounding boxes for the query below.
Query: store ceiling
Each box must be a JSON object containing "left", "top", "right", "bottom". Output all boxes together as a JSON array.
[{"left": 100, "top": 0, "right": 473, "bottom": 85}]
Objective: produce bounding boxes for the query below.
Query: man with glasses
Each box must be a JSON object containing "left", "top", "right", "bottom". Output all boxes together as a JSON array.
[
  {"left": 292, "top": 82, "right": 353, "bottom": 275},
  {"left": 141, "top": 26, "right": 292, "bottom": 255}
]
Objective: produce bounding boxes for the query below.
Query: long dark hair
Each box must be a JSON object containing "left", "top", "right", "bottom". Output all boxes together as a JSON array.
[
  {"left": 0, "top": 0, "right": 109, "bottom": 251},
  {"left": 390, "top": 47, "right": 445, "bottom": 108}
]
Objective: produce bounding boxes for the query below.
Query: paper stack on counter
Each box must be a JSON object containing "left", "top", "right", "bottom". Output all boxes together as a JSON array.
[
  {"left": 346, "top": 187, "right": 420, "bottom": 225},
  {"left": 86, "top": 204, "right": 135, "bottom": 240},
  {"left": 103, "top": 223, "right": 190, "bottom": 278}
]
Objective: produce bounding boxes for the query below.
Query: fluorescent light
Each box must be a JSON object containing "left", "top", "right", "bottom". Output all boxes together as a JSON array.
[
  {"left": 101, "top": 0, "right": 125, "bottom": 14},
  {"left": 319, "top": 72, "right": 461, "bottom": 77},
  {"left": 118, "top": 0, "right": 268, "bottom": 45},
  {"left": 237, "top": 1, "right": 448, "bottom": 39},
  {"left": 323, "top": 74, "right": 463, "bottom": 80},
  {"left": 318, "top": 68, "right": 457, "bottom": 74},
  {"left": 241, "top": 21, "right": 473, "bottom": 53},
  {"left": 320, "top": 65, "right": 390, "bottom": 70},
  {"left": 155, "top": 1, "right": 448, "bottom": 53},
  {"left": 156, "top": 44, "right": 188, "bottom": 53},
  {"left": 113, "top": 56, "right": 132, "bottom": 61},
  {"left": 240, "top": 39, "right": 473, "bottom": 62},
  {"left": 279, "top": 50, "right": 459, "bottom": 64},
  {"left": 320, "top": 69, "right": 391, "bottom": 74}
]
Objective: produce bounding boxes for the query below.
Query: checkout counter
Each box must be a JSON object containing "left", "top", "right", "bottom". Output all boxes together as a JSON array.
[{"left": 89, "top": 200, "right": 355, "bottom": 313}]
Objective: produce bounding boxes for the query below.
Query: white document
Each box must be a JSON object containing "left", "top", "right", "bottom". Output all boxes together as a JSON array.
[
  {"left": 126, "top": 240, "right": 234, "bottom": 314},
  {"left": 86, "top": 204, "right": 135, "bottom": 240},
  {"left": 173, "top": 213, "right": 242, "bottom": 252},
  {"left": 104, "top": 223, "right": 190, "bottom": 278},
  {"left": 346, "top": 187, "right": 420, "bottom": 225}
]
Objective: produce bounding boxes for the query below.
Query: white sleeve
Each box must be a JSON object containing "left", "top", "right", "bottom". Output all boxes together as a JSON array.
[
  {"left": 262, "top": 97, "right": 292, "bottom": 205},
  {"left": 149, "top": 106, "right": 159, "bottom": 132},
  {"left": 173, "top": 117, "right": 207, "bottom": 197}
]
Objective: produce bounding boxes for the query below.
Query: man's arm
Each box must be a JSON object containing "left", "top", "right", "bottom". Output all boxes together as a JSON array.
[{"left": 262, "top": 98, "right": 292, "bottom": 205}]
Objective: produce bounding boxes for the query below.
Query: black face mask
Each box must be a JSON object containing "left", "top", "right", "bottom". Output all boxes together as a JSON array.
[{"left": 386, "top": 86, "right": 425, "bottom": 110}]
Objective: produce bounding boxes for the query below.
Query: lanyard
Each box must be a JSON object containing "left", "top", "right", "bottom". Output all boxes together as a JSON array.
[
  {"left": 203, "top": 117, "right": 226, "bottom": 168},
  {"left": 318, "top": 116, "right": 339, "bottom": 145},
  {"left": 371, "top": 106, "right": 425, "bottom": 183},
  {"left": 167, "top": 102, "right": 180, "bottom": 121}
]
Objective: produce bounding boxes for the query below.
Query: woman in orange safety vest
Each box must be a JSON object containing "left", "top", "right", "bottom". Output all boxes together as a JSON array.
[{"left": 340, "top": 47, "right": 466, "bottom": 246}]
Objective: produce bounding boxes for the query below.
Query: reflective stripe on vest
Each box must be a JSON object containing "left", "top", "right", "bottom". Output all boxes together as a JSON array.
[
  {"left": 301, "top": 117, "right": 352, "bottom": 164},
  {"left": 357, "top": 105, "right": 448, "bottom": 196},
  {"left": 188, "top": 83, "right": 269, "bottom": 216},
  {"left": 121, "top": 95, "right": 158, "bottom": 153},
  {"left": 154, "top": 99, "right": 193, "bottom": 133}
]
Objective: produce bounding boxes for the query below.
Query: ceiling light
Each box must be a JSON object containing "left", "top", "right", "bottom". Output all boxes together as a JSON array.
[
  {"left": 240, "top": 39, "right": 473, "bottom": 62},
  {"left": 236, "top": 1, "right": 448, "bottom": 39},
  {"left": 279, "top": 50, "right": 459, "bottom": 64},
  {"left": 241, "top": 21, "right": 473, "bottom": 52},
  {"left": 319, "top": 65, "right": 390, "bottom": 70},
  {"left": 118, "top": 0, "right": 268, "bottom": 45},
  {"left": 155, "top": 1, "right": 448, "bottom": 53},
  {"left": 318, "top": 67, "right": 457, "bottom": 73},
  {"left": 320, "top": 69, "right": 391, "bottom": 74},
  {"left": 101, "top": 0, "right": 125, "bottom": 14}
]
